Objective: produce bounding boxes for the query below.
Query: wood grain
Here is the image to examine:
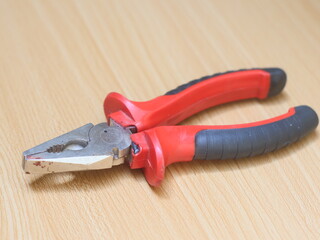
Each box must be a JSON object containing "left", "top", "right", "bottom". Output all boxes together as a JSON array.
[{"left": 0, "top": 0, "right": 319, "bottom": 239}]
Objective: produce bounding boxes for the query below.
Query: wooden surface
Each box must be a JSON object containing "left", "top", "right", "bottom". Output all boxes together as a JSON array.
[{"left": 0, "top": 0, "right": 319, "bottom": 239}]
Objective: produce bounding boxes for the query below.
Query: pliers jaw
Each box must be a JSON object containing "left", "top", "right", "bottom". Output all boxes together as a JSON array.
[{"left": 23, "top": 123, "right": 132, "bottom": 174}]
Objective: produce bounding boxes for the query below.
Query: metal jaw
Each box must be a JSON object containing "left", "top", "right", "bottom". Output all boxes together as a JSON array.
[{"left": 23, "top": 123, "right": 132, "bottom": 174}]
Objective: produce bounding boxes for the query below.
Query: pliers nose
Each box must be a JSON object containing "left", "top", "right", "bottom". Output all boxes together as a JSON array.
[{"left": 23, "top": 123, "right": 132, "bottom": 174}]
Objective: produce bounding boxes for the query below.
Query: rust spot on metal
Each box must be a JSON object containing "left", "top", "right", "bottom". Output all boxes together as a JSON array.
[{"left": 33, "top": 161, "right": 41, "bottom": 166}]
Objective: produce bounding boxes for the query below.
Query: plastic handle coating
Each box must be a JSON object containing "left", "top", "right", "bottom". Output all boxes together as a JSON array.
[
  {"left": 104, "top": 68, "right": 286, "bottom": 132},
  {"left": 194, "top": 105, "right": 318, "bottom": 160},
  {"left": 130, "top": 106, "right": 318, "bottom": 186},
  {"left": 165, "top": 68, "right": 285, "bottom": 97}
]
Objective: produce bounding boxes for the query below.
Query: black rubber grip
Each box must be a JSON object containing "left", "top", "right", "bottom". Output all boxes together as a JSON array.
[
  {"left": 264, "top": 68, "right": 287, "bottom": 97},
  {"left": 194, "top": 106, "right": 318, "bottom": 160},
  {"left": 165, "top": 68, "right": 286, "bottom": 96}
]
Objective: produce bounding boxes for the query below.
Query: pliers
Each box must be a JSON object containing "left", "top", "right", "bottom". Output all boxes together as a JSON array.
[{"left": 23, "top": 68, "right": 319, "bottom": 186}]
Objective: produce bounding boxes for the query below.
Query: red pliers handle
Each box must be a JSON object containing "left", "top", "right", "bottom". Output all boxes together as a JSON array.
[{"left": 104, "top": 68, "right": 318, "bottom": 186}]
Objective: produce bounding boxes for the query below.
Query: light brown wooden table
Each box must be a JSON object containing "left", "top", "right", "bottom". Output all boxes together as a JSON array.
[{"left": 1, "top": 0, "right": 319, "bottom": 239}]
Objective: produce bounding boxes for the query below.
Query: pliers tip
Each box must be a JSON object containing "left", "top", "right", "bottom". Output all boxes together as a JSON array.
[{"left": 22, "top": 123, "right": 132, "bottom": 174}]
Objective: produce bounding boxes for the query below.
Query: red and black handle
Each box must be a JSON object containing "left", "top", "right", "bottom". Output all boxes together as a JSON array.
[
  {"left": 104, "top": 68, "right": 286, "bottom": 132},
  {"left": 103, "top": 68, "right": 318, "bottom": 186},
  {"left": 130, "top": 106, "right": 318, "bottom": 186}
]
